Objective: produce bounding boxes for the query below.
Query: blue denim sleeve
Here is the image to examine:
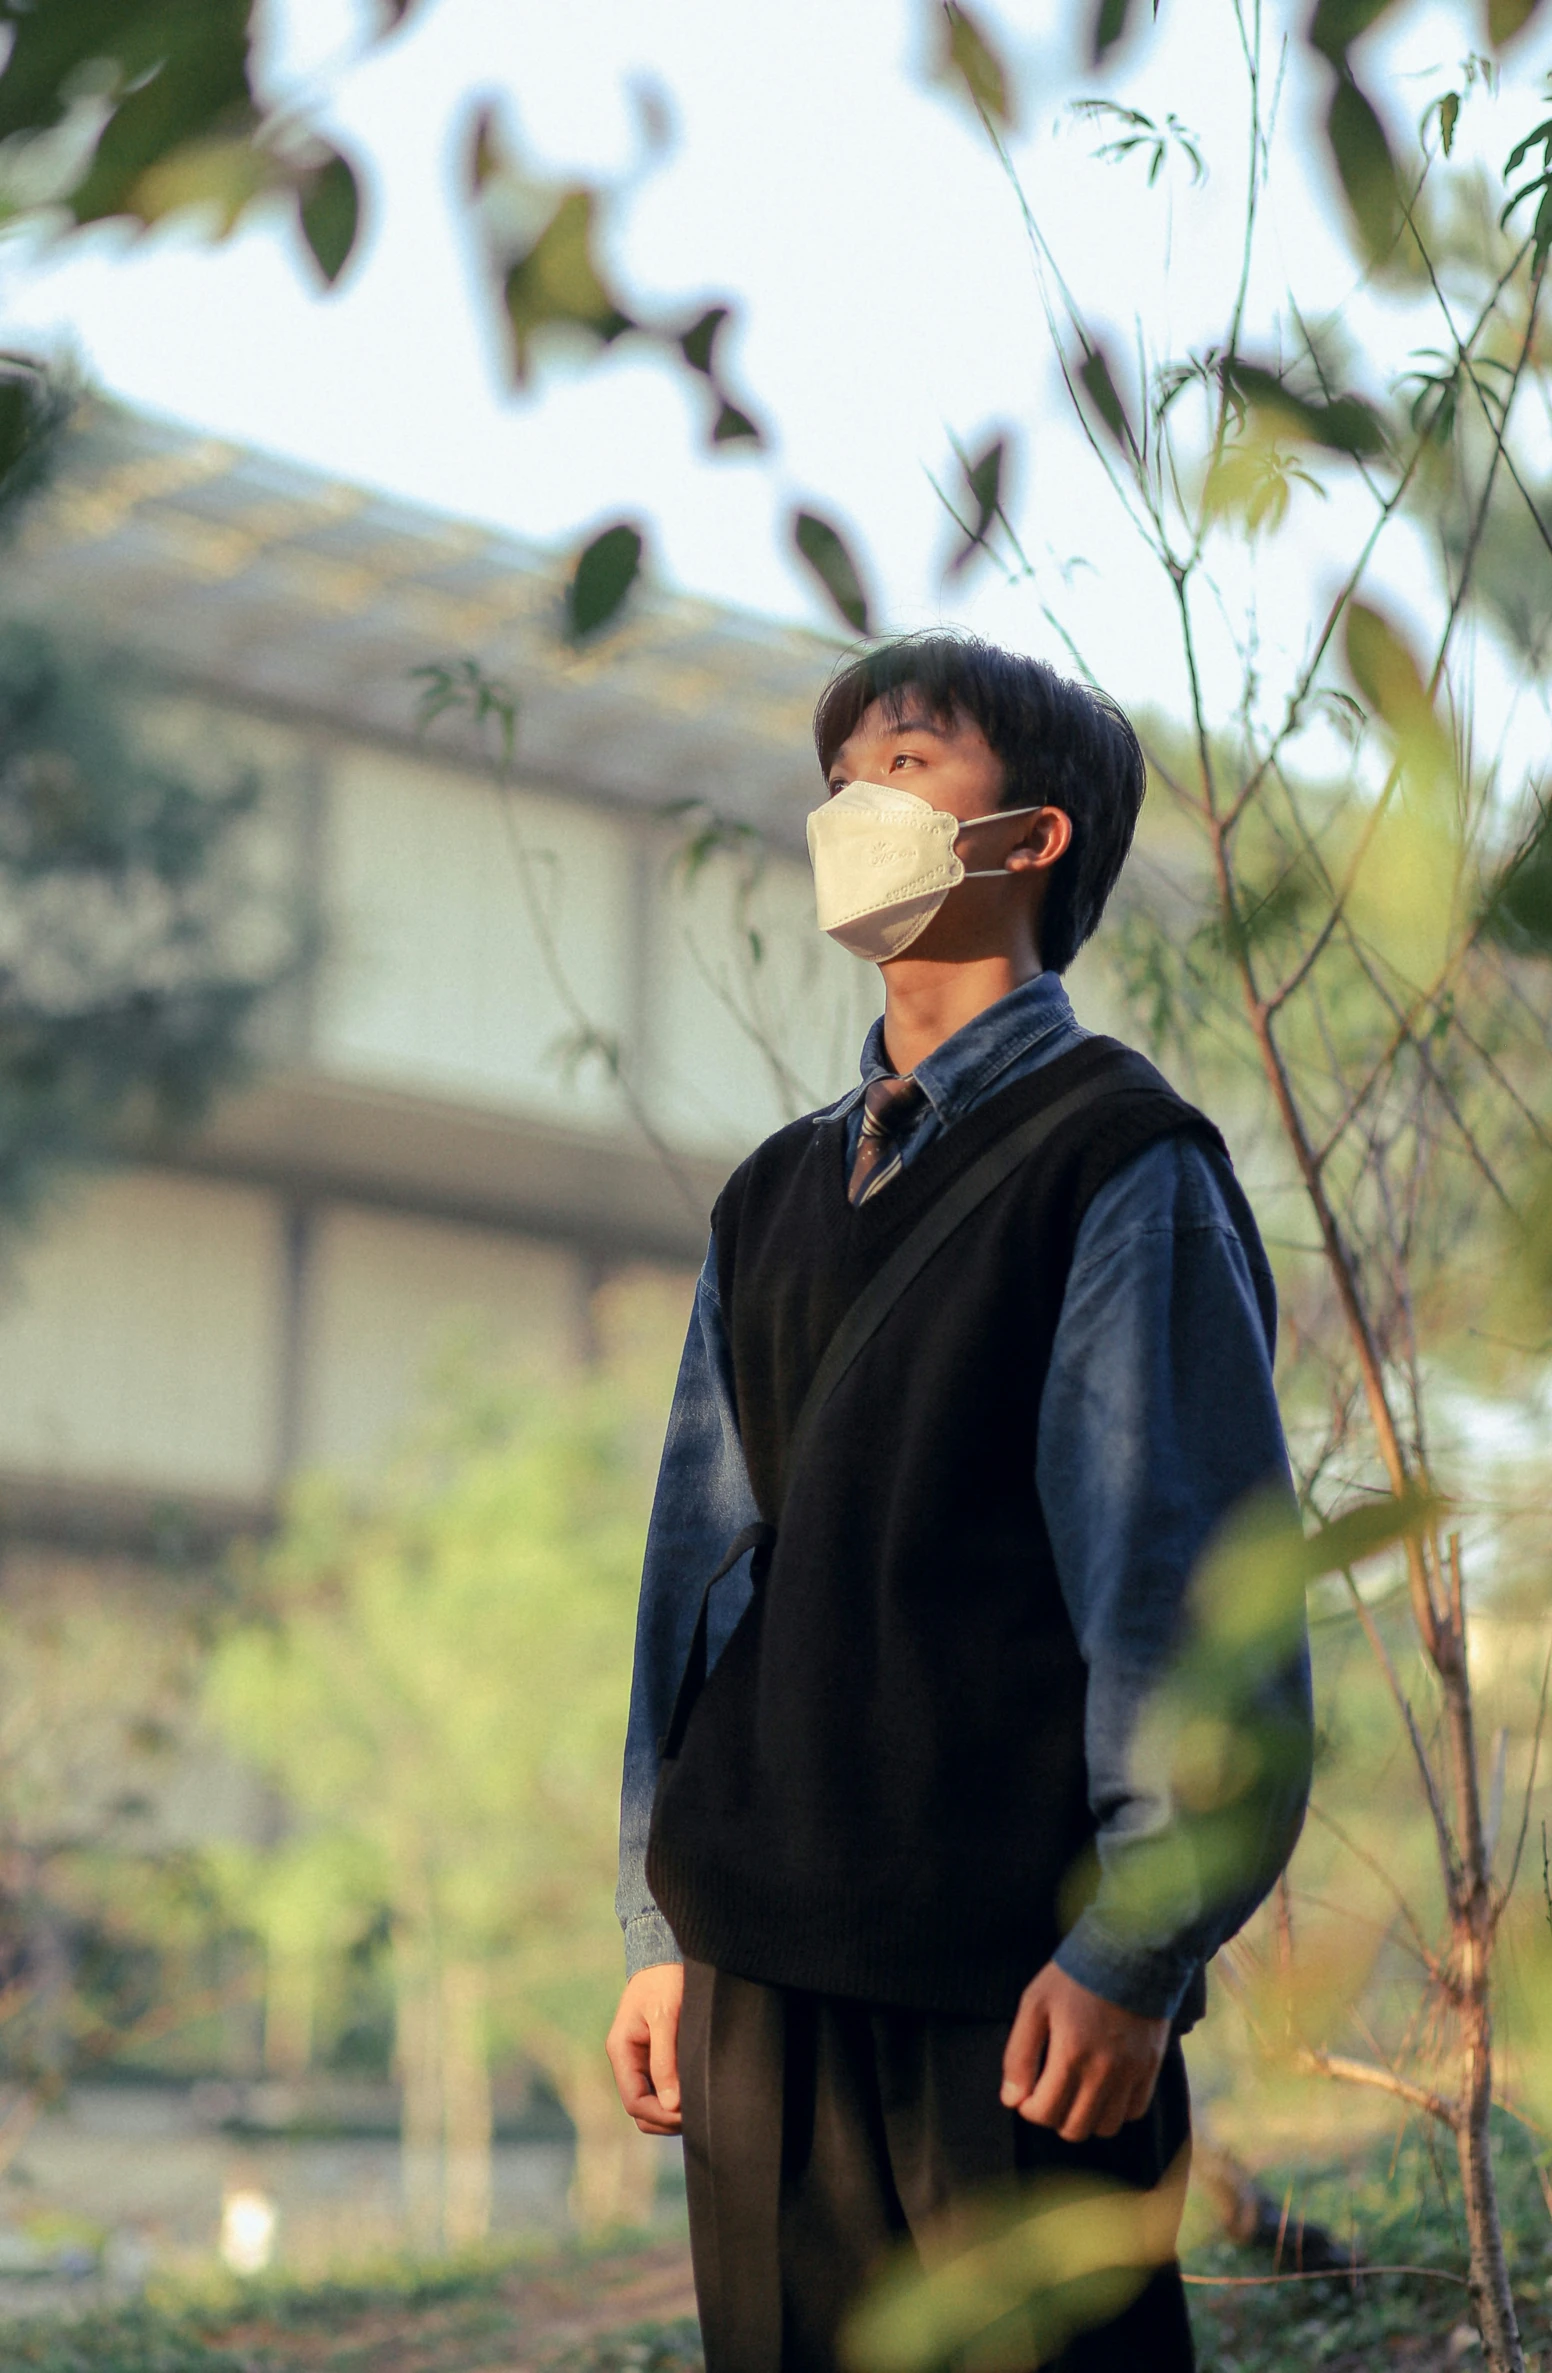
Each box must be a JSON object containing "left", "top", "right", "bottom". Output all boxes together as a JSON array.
[
  {"left": 615, "top": 1233, "right": 760, "bottom": 1978},
  {"left": 1041, "top": 1135, "right": 1313, "bottom": 2021}
]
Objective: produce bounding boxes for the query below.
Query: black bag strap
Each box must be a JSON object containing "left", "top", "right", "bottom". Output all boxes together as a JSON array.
[
  {"left": 658, "top": 1064, "right": 1125, "bottom": 1759},
  {"left": 781, "top": 1067, "right": 1125, "bottom": 1490}
]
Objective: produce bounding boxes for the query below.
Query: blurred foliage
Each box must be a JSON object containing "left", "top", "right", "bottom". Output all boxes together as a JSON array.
[
  {"left": 791, "top": 510, "right": 873, "bottom": 637},
  {"left": 0, "top": 0, "right": 364, "bottom": 286},
  {"left": 0, "top": 1564, "right": 228, "bottom": 2115},
  {"left": 0, "top": 0, "right": 1545, "bottom": 642},
  {"left": 204, "top": 1277, "right": 687, "bottom": 2241},
  {"left": 847, "top": 2154, "right": 1189, "bottom": 2373},
  {"left": 567, "top": 524, "right": 645, "bottom": 643},
  {"left": 0, "top": 615, "right": 308, "bottom": 1222},
  {"left": 0, "top": 355, "right": 307, "bottom": 1222}
]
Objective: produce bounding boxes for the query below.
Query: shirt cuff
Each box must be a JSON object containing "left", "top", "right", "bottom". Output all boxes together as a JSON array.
[
  {"left": 1053, "top": 1914, "right": 1201, "bottom": 2023},
  {"left": 624, "top": 1909, "right": 683, "bottom": 1979}
]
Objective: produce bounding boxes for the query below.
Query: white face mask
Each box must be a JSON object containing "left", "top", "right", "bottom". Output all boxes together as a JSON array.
[{"left": 806, "top": 780, "right": 1043, "bottom": 963}]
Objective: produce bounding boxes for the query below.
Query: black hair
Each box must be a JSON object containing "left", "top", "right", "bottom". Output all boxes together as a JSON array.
[{"left": 812, "top": 631, "right": 1145, "bottom": 973}]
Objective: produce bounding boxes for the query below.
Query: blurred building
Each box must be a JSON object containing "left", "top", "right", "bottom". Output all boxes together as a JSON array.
[{"left": 0, "top": 402, "right": 874, "bottom": 1564}]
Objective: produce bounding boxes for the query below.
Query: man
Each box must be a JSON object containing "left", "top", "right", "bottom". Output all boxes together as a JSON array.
[{"left": 607, "top": 633, "right": 1311, "bottom": 2372}]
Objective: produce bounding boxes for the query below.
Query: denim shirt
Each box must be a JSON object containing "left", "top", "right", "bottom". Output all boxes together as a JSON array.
[{"left": 616, "top": 973, "right": 1309, "bottom": 2022}]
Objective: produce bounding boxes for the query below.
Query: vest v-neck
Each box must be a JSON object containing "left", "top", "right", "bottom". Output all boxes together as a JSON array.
[{"left": 816, "top": 1036, "right": 1120, "bottom": 1256}]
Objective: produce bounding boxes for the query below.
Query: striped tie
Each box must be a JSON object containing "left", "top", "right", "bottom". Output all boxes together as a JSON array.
[{"left": 847, "top": 1073, "right": 927, "bottom": 1207}]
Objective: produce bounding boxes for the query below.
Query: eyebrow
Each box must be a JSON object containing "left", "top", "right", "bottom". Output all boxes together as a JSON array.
[{"left": 832, "top": 713, "right": 950, "bottom": 773}]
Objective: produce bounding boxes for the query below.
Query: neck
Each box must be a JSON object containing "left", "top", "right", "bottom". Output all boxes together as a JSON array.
[{"left": 880, "top": 945, "right": 1043, "bottom": 1075}]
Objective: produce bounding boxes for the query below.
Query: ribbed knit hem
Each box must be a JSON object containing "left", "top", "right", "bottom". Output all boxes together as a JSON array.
[
  {"left": 649, "top": 1860, "right": 1052, "bottom": 2021},
  {"left": 623, "top": 1909, "right": 683, "bottom": 1979},
  {"left": 1054, "top": 1915, "right": 1201, "bottom": 2023}
]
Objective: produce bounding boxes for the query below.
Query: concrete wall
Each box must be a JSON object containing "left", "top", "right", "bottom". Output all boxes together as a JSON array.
[{"left": 0, "top": 686, "right": 876, "bottom": 1520}]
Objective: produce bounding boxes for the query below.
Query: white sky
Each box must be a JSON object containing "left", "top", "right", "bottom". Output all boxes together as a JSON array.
[{"left": 1, "top": 0, "right": 1549, "bottom": 742}]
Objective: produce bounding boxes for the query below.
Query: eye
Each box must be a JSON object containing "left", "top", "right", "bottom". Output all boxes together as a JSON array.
[{"left": 890, "top": 749, "right": 924, "bottom": 770}]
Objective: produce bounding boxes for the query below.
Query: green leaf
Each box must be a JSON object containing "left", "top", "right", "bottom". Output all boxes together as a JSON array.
[
  {"left": 792, "top": 511, "right": 872, "bottom": 635},
  {"left": 948, "top": 434, "right": 1007, "bottom": 574},
  {"left": 711, "top": 400, "right": 761, "bottom": 445},
  {"left": 679, "top": 306, "right": 727, "bottom": 377},
  {"left": 1090, "top": 0, "right": 1135, "bottom": 64},
  {"left": 1501, "top": 116, "right": 1552, "bottom": 265},
  {"left": 410, "top": 659, "right": 520, "bottom": 765},
  {"left": 1221, "top": 359, "right": 1385, "bottom": 457},
  {"left": 934, "top": 2, "right": 1016, "bottom": 131},
  {"left": 1344, "top": 602, "right": 1453, "bottom": 777},
  {"left": 1078, "top": 346, "right": 1135, "bottom": 451},
  {"left": 1487, "top": 0, "right": 1548, "bottom": 40},
  {"left": 675, "top": 305, "right": 765, "bottom": 448},
  {"left": 1484, "top": 802, "right": 1552, "bottom": 956},
  {"left": 566, "top": 522, "right": 644, "bottom": 641},
  {"left": 1325, "top": 72, "right": 1401, "bottom": 256},
  {"left": 0, "top": 0, "right": 250, "bottom": 158},
  {"left": 1503, "top": 112, "right": 1551, "bottom": 177},
  {"left": 300, "top": 152, "right": 361, "bottom": 288},
  {"left": 52, "top": 3, "right": 255, "bottom": 227},
  {"left": 1438, "top": 90, "right": 1460, "bottom": 155},
  {"left": 1308, "top": 0, "right": 1401, "bottom": 61},
  {"left": 502, "top": 189, "right": 635, "bottom": 384},
  {"left": 1301, "top": 1486, "right": 1442, "bottom": 1583}
]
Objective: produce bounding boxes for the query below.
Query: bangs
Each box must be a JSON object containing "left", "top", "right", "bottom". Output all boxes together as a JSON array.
[{"left": 812, "top": 639, "right": 974, "bottom": 776}]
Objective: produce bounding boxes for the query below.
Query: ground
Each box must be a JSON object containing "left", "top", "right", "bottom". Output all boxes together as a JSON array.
[{"left": 1, "top": 2117, "right": 1548, "bottom": 2372}]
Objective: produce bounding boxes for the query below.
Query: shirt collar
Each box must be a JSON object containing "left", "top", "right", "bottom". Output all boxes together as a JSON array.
[
  {"left": 866, "top": 972, "right": 1077, "bottom": 1121},
  {"left": 812, "top": 972, "right": 1078, "bottom": 1127}
]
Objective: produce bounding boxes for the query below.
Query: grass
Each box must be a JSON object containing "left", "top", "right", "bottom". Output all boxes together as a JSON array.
[
  {"left": 1184, "top": 2112, "right": 1552, "bottom": 2371},
  {"left": 1, "top": 2121, "right": 1549, "bottom": 2371},
  {"left": 0, "top": 2235, "right": 691, "bottom": 2373}
]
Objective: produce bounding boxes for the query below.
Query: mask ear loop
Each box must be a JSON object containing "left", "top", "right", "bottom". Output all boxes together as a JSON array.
[{"left": 954, "top": 802, "right": 1046, "bottom": 880}]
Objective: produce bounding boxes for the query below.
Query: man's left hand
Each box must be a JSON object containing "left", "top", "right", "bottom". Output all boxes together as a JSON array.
[{"left": 1001, "top": 1961, "right": 1168, "bottom": 2142}]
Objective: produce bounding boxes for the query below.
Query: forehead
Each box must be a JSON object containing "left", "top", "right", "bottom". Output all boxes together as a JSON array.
[{"left": 838, "top": 689, "right": 978, "bottom": 753}]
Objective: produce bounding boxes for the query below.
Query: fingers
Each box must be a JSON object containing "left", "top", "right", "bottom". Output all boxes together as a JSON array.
[
  {"left": 1000, "top": 1983, "right": 1051, "bottom": 2107},
  {"left": 1004, "top": 1964, "right": 1170, "bottom": 2141},
  {"left": 647, "top": 1992, "right": 681, "bottom": 2123},
  {"left": 1021, "top": 2042, "right": 1082, "bottom": 2135},
  {"left": 606, "top": 1971, "right": 684, "bottom": 2136}
]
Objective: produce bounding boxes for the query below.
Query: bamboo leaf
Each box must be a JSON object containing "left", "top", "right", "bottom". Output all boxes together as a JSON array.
[
  {"left": 1326, "top": 74, "right": 1401, "bottom": 256},
  {"left": 1222, "top": 359, "right": 1385, "bottom": 457},
  {"left": 1438, "top": 91, "right": 1460, "bottom": 156},
  {"left": 566, "top": 522, "right": 644, "bottom": 641},
  {"left": 299, "top": 152, "right": 361, "bottom": 288},
  {"left": 792, "top": 511, "right": 873, "bottom": 635},
  {"left": 1078, "top": 346, "right": 1135, "bottom": 452},
  {"left": 1344, "top": 602, "right": 1447, "bottom": 758},
  {"left": 948, "top": 434, "right": 1007, "bottom": 575},
  {"left": 934, "top": 1, "right": 1016, "bottom": 130}
]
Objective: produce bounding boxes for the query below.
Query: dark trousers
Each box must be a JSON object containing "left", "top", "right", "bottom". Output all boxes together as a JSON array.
[{"left": 680, "top": 1960, "right": 1195, "bottom": 2373}]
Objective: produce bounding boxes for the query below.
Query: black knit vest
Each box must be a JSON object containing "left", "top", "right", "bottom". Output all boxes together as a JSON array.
[{"left": 646, "top": 1035, "right": 1226, "bottom": 2018}]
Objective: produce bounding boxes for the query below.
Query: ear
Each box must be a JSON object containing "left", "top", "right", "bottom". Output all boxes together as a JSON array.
[{"left": 1004, "top": 807, "right": 1072, "bottom": 874}]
